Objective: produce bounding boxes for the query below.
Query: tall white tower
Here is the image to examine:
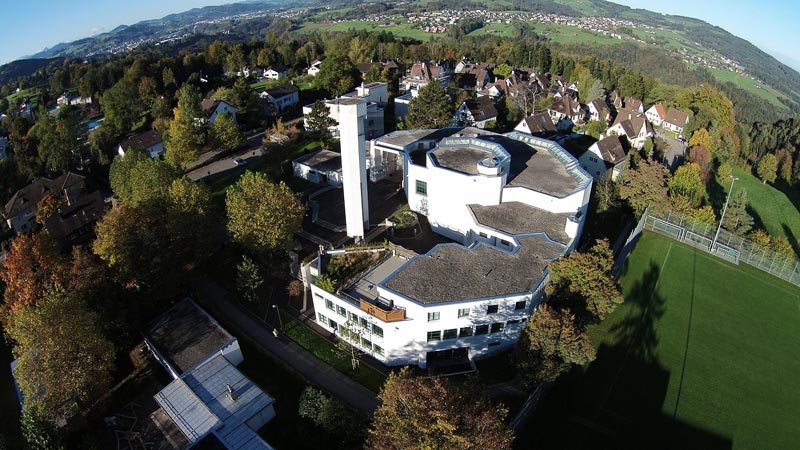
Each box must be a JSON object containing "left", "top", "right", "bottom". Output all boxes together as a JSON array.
[{"left": 338, "top": 98, "right": 369, "bottom": 239}]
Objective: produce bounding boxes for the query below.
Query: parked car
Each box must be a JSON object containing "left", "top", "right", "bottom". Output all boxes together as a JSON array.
[{"left": 234, "top": 157, "right": 247, "bottom": 166}]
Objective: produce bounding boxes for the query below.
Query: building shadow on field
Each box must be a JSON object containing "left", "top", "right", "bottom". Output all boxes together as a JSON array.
[{"left": 516, "top": 263, "right": 732, "bottom": 450}]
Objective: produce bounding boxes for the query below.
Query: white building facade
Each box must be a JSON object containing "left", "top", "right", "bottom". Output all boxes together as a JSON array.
[{"left": 305, "top": 127, "right": 592, "bottom": 368}]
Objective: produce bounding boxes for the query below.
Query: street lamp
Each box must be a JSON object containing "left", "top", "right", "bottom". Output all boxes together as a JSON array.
[
  {"left": 272, "top": 304, "right": 284, "bottom": 332},
  {"left": 712, "top": 175, "right": 739, "bottom": 252}
]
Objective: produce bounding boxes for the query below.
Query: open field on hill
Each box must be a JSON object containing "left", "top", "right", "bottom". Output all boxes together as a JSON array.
[{"left": 520, "top": 231, "right": 800, "bottom": 450}]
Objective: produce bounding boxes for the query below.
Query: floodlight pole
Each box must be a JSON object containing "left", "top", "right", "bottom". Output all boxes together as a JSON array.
[{"left": 712, "top": 175, "right": 739, "bottom": 252}]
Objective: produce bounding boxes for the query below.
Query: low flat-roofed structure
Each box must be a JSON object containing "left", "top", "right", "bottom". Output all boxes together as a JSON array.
[
  {"left": 145, "top": 299, "right": 235, "bottom": 376},
  {"left": 469, "top": 202, "right": 572, "bottom": 244},
  {"left": 347, "top": 254, "right": 410, "bottom": 302},
  {"left": 294, "top": 150, "right": 342, "bottom": 173},
  {"left": 382, "top": 236, "right": 564, "bottom": 304},
  {"left": 155, "top": 355, "right": 276, "bottom": 450}
]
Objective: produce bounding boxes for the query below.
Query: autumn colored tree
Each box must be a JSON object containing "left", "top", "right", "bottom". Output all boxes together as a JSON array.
[
  {"left": 687, "top": 145, "right": 712, "bottom": 181},
  {"left": 618, "top": 159, "right": 669, "bottom": 217},
  {"left": 775, "top": 149, "right": 793, "bottom": 183},
  {"left": 690, "top": 205, "right": 717, "bottom": 225},
  {"left": 0, "top": 233, "right": 65, "bottom": 323},
  {"left": 545, "top": 240, "right": 623, "bottom": 326},
  {"left": 165, "top": 83, "right": 206, "bottom": 168},
  {"left": 406, "top": 81, "right": 455, "bottom": 129},
  {"left": 226, "top": 171, "right": 306, "bottom": 254},
  {"left": 688, "top": 127, "right": 712, "bottom": 150},
  {"left": 365, "top": 368, "right": 514, "bottom": 450},
  {"left": 748, "top": 229, "right": 771, "bottom": 247},
  {"left": 35, "top": 193, "right": 63, "bottom": 224},
  {"left": 515, "top": 304, "right": 596, "bottom": 386},
  {"left": 770, "top": 237, "right": 794, "bottom": 257},
  {"left": 756, "top": 153, "right": 778, "bottom": 184},
  {"left": 716, "top": 161, "right": 733, "bottom": 184},
  {"left": 6, "top": 291, "right": 114, "bottom": 426},
  {"left": 668, "top": 163, "right": 706, "bottom": 207}
]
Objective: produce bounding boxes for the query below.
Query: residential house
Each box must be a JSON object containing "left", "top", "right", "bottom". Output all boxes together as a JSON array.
[
  {"left": 587, "top": 100, "right": 612, "bottom": 125},
  {"left": 514, "top": 112, "right": 557, "bottom": 137},
  {"left": 608, "top": 90, "right": 623, "bottom": 110},
  {"left": 117, "top": 130, "right": 165, "bottom": 159},
  {"left": 645, "top": 103, "right": 667, "bottom": 127},
  {"left": 663, "top": 107, "right": 690, "bottom": 136},
  {"left": 200, "top": 99, "right": 237, "bottom": 125},
  {"left": 579, "top": 135, "right": 629, "bottom": 180},
  {"left": 145, "top": 299, "right": 277, "bottom": 450},
  {"left": 402, "top": 60, "right": 453, "bottom": 92},
  {"left": 57, "top": 92, "right": 92, "bottom": 107},
  {"left": 548, "top": 95, "right": 585, "bottom": 131},
  {"left": 454, "top": 62, "right": 492, "bottom": 91},
  {"left": 623, "top": 97, "right": 644, "bottom": 114},
  {"left": 4, "top": 172, "right": 106, "bottom": 247},
  {"left": 292, "top": 150, "right": 343, "bottom": 186},
  {"left": 264, "top": 64, "right": 288, "bottom": 80},
  {"left": 307, "top": 59, "right": 323, "bottom": 76},
  {"left": 259, "top": 83, "right": 300, "bottom": 115},
  {"left": 607, "top": 111, "right": 653, "bottom": 149},
  {"left": 454, "top": 97, "right": 498, "bottom": 128}
]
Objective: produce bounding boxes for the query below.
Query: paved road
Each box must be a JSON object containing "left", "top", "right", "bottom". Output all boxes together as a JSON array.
[
  {"left": 193, "top": 278, "right": 379, "bottom": 414},
  {"left": 186, "top": 131, "right": 266, "bottom": 181},
  {"left": 655, "top": 131, "right": 687, "bottom": 171}
]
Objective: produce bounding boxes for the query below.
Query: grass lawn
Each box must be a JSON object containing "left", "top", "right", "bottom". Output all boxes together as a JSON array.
[
  {"left": 281, "top": 313, "right": 386, "bottom": 392},
  {"left": 724, "top": 166, "right": 800, "bottom": 257},
  {"left": 708, "top": 68, "right": 788, "bottom": 109},
  {"left": 521, "top": 231, "right": 800, "bottom": 450}
]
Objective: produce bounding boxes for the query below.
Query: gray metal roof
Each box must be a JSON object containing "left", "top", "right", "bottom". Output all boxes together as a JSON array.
[{"left": 155, "top": 355, "right": 276, "bottom": 450}]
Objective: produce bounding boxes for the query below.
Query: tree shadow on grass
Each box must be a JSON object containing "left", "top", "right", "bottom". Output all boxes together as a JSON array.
[
  {"left": 746, "top": 204, "right": 766, "bottom": 234},
  {"left": 706, "top": 174, "right": 728, "bottom": 213},
  {"left": 517, "top": 263, "right": 731, "bottom": 450},
  {"left": 782, "top": 224, "right": 800, "bottom": 259}
]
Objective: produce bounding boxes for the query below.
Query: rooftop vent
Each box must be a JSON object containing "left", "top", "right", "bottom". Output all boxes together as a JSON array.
[{"left": 477, "top": 157, "right": 501, "bottom": 176}]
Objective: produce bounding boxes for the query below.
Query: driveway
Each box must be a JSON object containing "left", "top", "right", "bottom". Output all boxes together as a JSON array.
[
  {"left": 656, "top": 131, "right": 687, "bottom": 171},
  {"left": 186, "top": 130, "right": 266, "bottom": 181}
]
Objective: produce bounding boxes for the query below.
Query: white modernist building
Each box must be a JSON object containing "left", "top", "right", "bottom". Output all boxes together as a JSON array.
[
  {"left": 304, "top": 123, "right": 593, "bottom": 369},
  {"left": 302, "top": 82, "right": 388, "bottom": 139}
]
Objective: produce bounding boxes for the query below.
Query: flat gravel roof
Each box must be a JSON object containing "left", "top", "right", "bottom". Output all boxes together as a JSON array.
[
  {"left": 382, "top": 236, "right": 564, "bottom": 304},
  {"left": 469, "top": 202, "right": 572, "bottom": 244}
]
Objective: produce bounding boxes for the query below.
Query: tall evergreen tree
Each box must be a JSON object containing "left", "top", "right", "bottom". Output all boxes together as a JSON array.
[{"left": 405, "top": 82, "right": 454, "bottom": 129}]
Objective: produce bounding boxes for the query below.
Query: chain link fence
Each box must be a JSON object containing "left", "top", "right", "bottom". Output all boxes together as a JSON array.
[{"left": 621, "top": 209, "right": 800, "bottom": 287}]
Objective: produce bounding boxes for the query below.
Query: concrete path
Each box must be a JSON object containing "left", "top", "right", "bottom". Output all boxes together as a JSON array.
[
  {"left": 186, "top": 130, "right": 267, "bottom": 181},
  {"left": 192, "top": 278, "right": 379, "bottom": 414}
]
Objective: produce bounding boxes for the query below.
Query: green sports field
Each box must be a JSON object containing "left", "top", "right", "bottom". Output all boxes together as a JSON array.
[{"left": 521, "top": 231, "right": 800, "bottom": 450}]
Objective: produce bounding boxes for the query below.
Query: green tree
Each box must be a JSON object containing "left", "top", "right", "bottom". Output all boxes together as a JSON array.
[
  {"left": 514, "top": 304, "right": 595, "bottom": 386},
  {"left": 690, "top": 205, "right": 717, "bottom": 225},
  {"left": 7, "top": 291, "right": 114, "bottom": 426},
  {"left": 722, "top": 189, "right": 754, "bottom": 236},
  {"left": 366, "top": 368, "right": 513, "bottom": 450},
  {"left": 545, "top": 240, "right": 623, "bottom": 326},
  {"left": 298, "top": 387, "right": 367, "bottom": 447},
  {"left": 582, "top": 79, "right": 605, "bottom": 103},
  {"left": 668, "top": 162, "right": 705, "bottom": 207},
  {"left": 20, "top": 410, "right": 64, "bottom": 450},
  {"left": 494, "top": 63, "right": 513, "bottom": 79},
  {"left": 226, "top": 172, "right": 306, "bottom": 254},
  {"left": 405, "top": 82, "right": 454, "bottom": 129},
  {"left": 236, "top": 256, "right": 263, "bottom": 303},
  {"left": 584, "top": 120, "right": 606, "bottom": 139},
  {"left": 756, "top": 153, "right": 778, "bottom": 184},
  {"left": 315, "top": 55, "right": 359, "bottom": 97},
  {"left": 210, "top": 112, "right": 244, "bottom": 151},
  {"left": 165, "top": 84, "right": 205, "bottom": 168},
  {"left": 716, "top": 162, "right": 733, "bottom": 185},
  {"left": 305, "top": 100, "right": 337, "bottom": 140},
  {"left": 618, "top": 159, "right": 669, "bottom": 217},
  {"left": 100, "top": 78, "right": 143, "bottom": 133},
  {"left": 109, "top": 149, "right": 180, "bottom": 207}
]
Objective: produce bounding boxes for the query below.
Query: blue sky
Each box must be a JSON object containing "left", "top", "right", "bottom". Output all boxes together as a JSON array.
[
  {"left": 613, "top": 0, "right": 800, "bottom": 71},
  {"left": 2, "top": 1, "right": 799, "bottom": 72}
]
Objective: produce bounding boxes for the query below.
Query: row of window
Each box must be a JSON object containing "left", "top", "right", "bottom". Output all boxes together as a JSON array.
[
  {"left": 318, "top": 313, "right": 385, "bottom": 356},
  {"left": 477, "top": 231, "right": 512, "bottom": 247},
  {"left": 427, "top": 301, "right": 527, "bottom": 322},
  {"left": 324, "top": 298, "right": 384, "bottom": 337},
  {"left": 426, "top": 319, "right": 524, "bottom": 342}
]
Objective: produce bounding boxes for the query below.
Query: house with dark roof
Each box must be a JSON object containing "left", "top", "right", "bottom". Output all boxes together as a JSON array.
[
  {"left": 259, "top": 83, "right": 300, "bottom": 115},
  {"left": 264, "top": 64, "right": 288, "bottom": 80},
  {"left": 514, "top": 112, "right": 557, "bottom": 136},
  {"left": 588, "top": 100, "right": 612, "bottom": 125},
  {"left": 4, "top": 172, "right": 106, "bottom": 247},
  {"left": 623, "top": 97, "right": 644, "bottom": 113},
  {"left": 402, "top": 60, "right": 453, "bottom": 91},
  {"left": 579, "top": 135, "right": 630, "bottom": 180},
  {"left": 664, "top": 107, "right": 690, "bottom": 135},
  {"left": 454, "top": 97, "right": 498, "bottom": 128},
  {"left": 608, "top": 109, "right": 654, "bottom": 149},
  {"left": 547, "top": 95, "right": 585, "bottom": 131},
  {"left": 117, "top": 130, "right": 165, "bottom": 159},
  {"left": 200, "top": 99, "right": 237, "bottom": 125}
]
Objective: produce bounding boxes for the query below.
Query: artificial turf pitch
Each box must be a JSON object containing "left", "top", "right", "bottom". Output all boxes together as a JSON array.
[{"left": 521, "top": 231, "right": 800, "bottom": 450}]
